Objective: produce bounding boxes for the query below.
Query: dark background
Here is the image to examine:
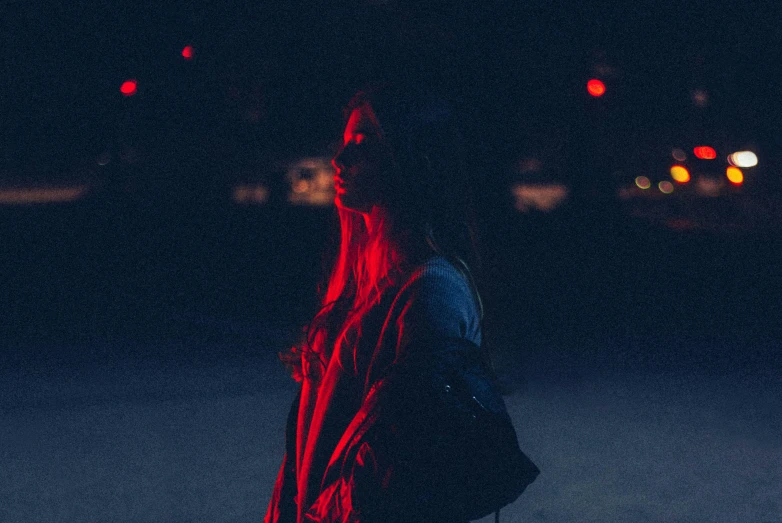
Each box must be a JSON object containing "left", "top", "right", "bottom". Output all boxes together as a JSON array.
[{"left": 2, "top": 0, "right": 780, "bottom": 354}]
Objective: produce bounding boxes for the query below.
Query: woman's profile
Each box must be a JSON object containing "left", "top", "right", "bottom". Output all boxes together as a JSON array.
[{"left": 265, "top": 84, "right": 538, "bottom": 523}]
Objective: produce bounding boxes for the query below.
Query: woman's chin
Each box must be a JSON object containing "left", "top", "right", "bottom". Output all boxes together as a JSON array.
[{"left": 337, "top": 197, "right": 376, "bottom": 216}]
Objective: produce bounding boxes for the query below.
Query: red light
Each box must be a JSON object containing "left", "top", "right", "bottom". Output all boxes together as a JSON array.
[
  {"left": 693, "top": 146, "right": 717, "bottom": 160},
  {"left": 182, "top": 45, "right": 194, "bottom": 60},
  {"left": 587, "top": 79, "right": 606, "bottom": 97},
  {"left": 120, "top": 80, "right": 137, "bottom": 96}
]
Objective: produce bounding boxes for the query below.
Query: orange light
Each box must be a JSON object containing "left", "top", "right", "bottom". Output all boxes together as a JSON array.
[
  {"left": 182, "top": 45, "right": 194, "bottom": 60},
  {"left": 670, "top": 165, "right": 690, "bottom": 183},
  {"left": 511, "top": 183, "right": 569, "bottom": 212},
  {"left": 726, "top": 166, "right": 744, "bottom": 184},
  {"left": 120, "top": 80, "right": 137, "bottom": 96},
  {"left": 693, "top": 146, "right": 717, "bottom": 160},
  {"left": 0, "top": 186, "right": 89, "bottom": 205},
  {"left": 587, "top": 79, "right": 606, "bottom": 97}
]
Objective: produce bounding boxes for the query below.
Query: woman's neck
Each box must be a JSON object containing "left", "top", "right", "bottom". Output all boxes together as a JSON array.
[{"left": 361, "top": 205, "right": 384, "bottom": 235}]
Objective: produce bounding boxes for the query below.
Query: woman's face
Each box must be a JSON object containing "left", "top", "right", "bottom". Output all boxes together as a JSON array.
[{"left": 332, "top": 104, "right": 392, "bottom": 214}]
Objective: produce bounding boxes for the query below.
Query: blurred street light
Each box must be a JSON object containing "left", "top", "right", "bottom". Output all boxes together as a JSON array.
[
  {"left": 693, "top": 146, "right": 717, "bottom": 160},
  {"left": 728, "top": 151, "right": 758, "bottom": 168},
  {"left": 120, "top": 80, "right": 137, "bottom": 96},
  {"left": 0, "top": 185, "right": 89, "bottom": 205},
  {"left": 670, "top": 165, "right": 691, "bottom": 183},
  {"left": 691, "top": 89, "right": 709, "bottom": 107},
  {"left": 587, "top": 79, "right": 606, "bottom": 97},
  {"left": 635, "top": 176, "right": 651, "bottom": 189},
  {"left": 726, "top": 166, "right": 744, "bottom": 185},
  {"left": 672, "top": 148, "right": 687, "bottom": 162},
  {"left": 511, "top": 183, "right": 569, "bottom": 212}
]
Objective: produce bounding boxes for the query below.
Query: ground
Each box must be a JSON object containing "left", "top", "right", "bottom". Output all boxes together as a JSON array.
[{"left": 2, "top": 328, "right": 780, "bottom": 523}]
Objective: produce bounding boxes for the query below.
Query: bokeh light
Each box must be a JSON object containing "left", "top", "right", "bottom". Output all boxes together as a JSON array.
[
  {"left": 511, "top": 183, "right": 569, "bottom": 212},
  {"left": 182, "top": 45, "right": 194, "bottom": 60},
  {"left": 635, "top": 176, "right": 651, "bottom": 189},
  {"left": 0, "top": 186, "right": 89, "bottom": 205},
  {"left": 726, "top": 166, "right": 744, "bottom": 184},
  {"left": 120, "top": 80, "right": 137, "bottom": 96},
  {"left": 672, "top": 148, "right": 687, "bottom": 162},
  {"left": 286, "top": 157, "right": 336, "bottom": 206},
  {"left": 96, "top": 152, "right": 112, "bottom": 166},
  {"left": 696, "top": 176, "right": 722, "bottom": 197},
  {"left": 693, "top": 146, "right": 717, "bottom": 160},
  {"left": 692, "top": 89, "right": 709, "bottom": 107},
  {"left": 670, "top": 165, "right": 691, "bottom": 183},
  {"left": 233, "top": 184, "right": 269, "bottom": 204},
  {"left": 728, "top": 151, "right": 757, "bottom": 168},
  {"left": 294, "top": 180, "right": 311, "bottom": 193},
  {"left": 587, "top": 79, "right": 606, "bottom": 97},
  {"left": 658, "top": 181, "right": 674, "bottom": 194}
]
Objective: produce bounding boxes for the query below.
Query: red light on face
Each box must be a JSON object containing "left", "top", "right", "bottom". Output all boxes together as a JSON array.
[
  {"left": 182, "top": 45, "right": 194, "bottom": 60},
  {"left": 693, "top": 146, "right": 717, "bottom": 160},
  {"left": 120, "top": 80, "right": 137, "bottom": 96},
  {"left": 587, "top": 79, "right": 606, "bottom": 97}
]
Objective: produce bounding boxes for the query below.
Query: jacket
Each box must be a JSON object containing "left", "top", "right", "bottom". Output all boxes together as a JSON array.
[{"left": 265, "top": 256, "right": 538, "bottom": 522}]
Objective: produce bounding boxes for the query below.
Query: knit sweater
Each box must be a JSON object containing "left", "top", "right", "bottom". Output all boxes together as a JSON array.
[{"left": 265, "top": 254, "right": 483, "bottom": 523}]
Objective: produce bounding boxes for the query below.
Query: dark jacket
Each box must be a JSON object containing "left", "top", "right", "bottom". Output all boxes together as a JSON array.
[
  {"left": 265, "top": 257, "right": 538, "bottom": 523},
  {"left": 267, "top": 336, "right": 540, "bottom": 523}
]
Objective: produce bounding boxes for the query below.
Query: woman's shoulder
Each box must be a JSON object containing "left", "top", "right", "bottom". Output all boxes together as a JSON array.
[
  {"left": 392, "top": 254, "right": 482, "bottom": 345},
  {"left": 406, "top": 254, "right": 462, "bottom": 280},
  {"left": 402, "top": 255, "right": 472, "bottom": 297}
]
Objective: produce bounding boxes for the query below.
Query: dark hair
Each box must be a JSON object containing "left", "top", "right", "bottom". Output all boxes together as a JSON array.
[
  {"left": 344, "top": 84, "right": 484, "bottom": 297},
  {"left": 281, "top": 84, "right": 485, "bottom": 382}
]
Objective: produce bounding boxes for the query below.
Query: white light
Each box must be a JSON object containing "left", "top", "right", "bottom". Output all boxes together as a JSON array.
[{"left": 728, "top": 151, "right": 758, "bottom": 168}]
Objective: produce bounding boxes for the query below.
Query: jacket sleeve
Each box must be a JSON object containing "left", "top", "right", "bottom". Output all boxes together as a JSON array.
[
  {"left": 303, "top": 355, "right": 470, "bottom": 523},
  {"left": 264, "top": 389, "right": 301, "bottom": 523},
  {"left": 304, "top": 266, "right": 486, "bottom": 522},
  {"left": 304, "top": 337, "right": 540, "bottom": 523}
]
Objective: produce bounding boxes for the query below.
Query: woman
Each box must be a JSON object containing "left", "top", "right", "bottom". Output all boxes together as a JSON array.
[{"left": 265, "top": 85, "right": 538, "bottom": 523}]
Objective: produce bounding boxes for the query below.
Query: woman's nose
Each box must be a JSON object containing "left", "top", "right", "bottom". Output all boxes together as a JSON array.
[{"left": 331, "top": 144, "right": 345, "bottom": 171}]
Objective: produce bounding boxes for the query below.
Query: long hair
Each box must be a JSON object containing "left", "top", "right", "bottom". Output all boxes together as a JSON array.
[{"left": 281, "top": 84, "right": 485, "bottom": 382}]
